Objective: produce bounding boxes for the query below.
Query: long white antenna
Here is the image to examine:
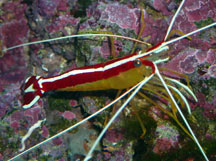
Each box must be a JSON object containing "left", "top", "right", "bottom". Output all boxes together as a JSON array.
[
  {"left": 3, "top": 22, "right": 215, "bottom": 58},
  {"left": 164, "top": 0, "right": 186, "bottom": 41},
  {"left": 8, "top": 81, "right": 143, "bottom": 161},
  {"left": 134, "top": 22, "right": 216, "bottom": 59},
  {"left": 84, "top": 74, "right": 155, "bottom": 161},
  {"left": 164, "top": 22, "right": 216, "bottom": 46},
  {"left": 154, "top": 64, "right": 209, "bottom": 161},
  {"left": 2, "top": 34, "right": 149, "bottom": 53}
]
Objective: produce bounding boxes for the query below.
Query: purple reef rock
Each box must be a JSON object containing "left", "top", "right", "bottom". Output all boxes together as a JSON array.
[{"left": 1, "top": 0, "right": 216, "bottom": 160}]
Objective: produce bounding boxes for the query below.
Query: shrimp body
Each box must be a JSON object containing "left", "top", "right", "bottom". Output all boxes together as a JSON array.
[{"left": 23, "top": 52, "right": 154, "bottom": 108}]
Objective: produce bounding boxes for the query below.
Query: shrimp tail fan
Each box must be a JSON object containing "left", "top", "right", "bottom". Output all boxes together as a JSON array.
[{"left": 22, "top": 76, "right": 44, "bottom": 109}]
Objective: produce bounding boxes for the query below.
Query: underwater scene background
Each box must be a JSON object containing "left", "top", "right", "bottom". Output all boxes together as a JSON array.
[{"left": 0, "top": 0, "right": 216, "bottom": 160}]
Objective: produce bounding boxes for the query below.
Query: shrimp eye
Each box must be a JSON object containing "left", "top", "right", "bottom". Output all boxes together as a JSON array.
[{"left": 134, "top": 59, "right": 142, "bottom": 67}]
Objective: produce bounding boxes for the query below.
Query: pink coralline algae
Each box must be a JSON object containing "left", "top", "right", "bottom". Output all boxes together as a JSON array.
[
  {"left": 164, "top": 49, "right": 215, "bottom": 77},
  {"left": 69, "top": 99, "right": 78, "bottom": 107},
  {"left": 24, "top": 107, "right": 42, "bottom": 125},
  {"left": 184, "top": 0, "right": 216, "bottom": 22},
  {"left": 81, "top": 1, "right": 168, "bottom": 57},
  {"left": 41, "top": 125, "right": 50, "bottom": 138},
  {"left": 9, "top": 110, "right": 24, "bottom": 133},
  {"left": 208, "top": 64, "right": 216, "bottom": 78},
  {"left": 37, "top": 0, "right": 68, "bottom": 17},
  {"left": 34, "top": 0, "right": 79, "bottom": 34},
  {"left": 0, "top": 1, "right": 28, "bottom": 42},
  {"left": 153, "top": 137, "right": 178, "bottom": 155},
  {"left": 62, "top": 111, "right": 76, "bottom": 120},
  {"left": 0, "top": 153, "right": 3, "bottom": 161},
  {"left": 0, "top": 82, "right": 22, "bottom": 119},
  {"left": 161, "top": 0, "right": 215, "bottom": 76},
  {"left": 206, "top": 49, "right": 216, "bottom": 65},
  {"left": 52, "top": 137, "right": 63, "bottom": 146},
  {"left": 0, "top": 1, "right": 27, "bottom": 21},
  {"left": 153, "top": 0, "right": 172, "bottom": 16},
  {"left": 180, "top": 54, "right": 199, "bottom": 74},
  {"left": 192, "top": 93, "right": 216, "bottom": 119},
  {"left": 104, "top": 129, "right": 123, "bottom": 143},
  {"left": 1, "top": 19, "right": 28, "bottom": 47},
  {"left": 203, "top": 103, "right": 216, "bottom": 119},
  {"left": 99, "top": 42, "right": 112, "bottom": 59},
  {"left": 10, "top": 121, "right": 20, "bottom": 133},
  {"left": 99, "top": 40, "right": 122, "bottom": 58},
  {"left": 46, "top": 15, "right": 80, "bottom": 34},
  {"left": 0, "top": 6, "right": 29, "bottom": 149},
  {"left": 153, "top": 124, "right": 180, "bottom": 155},
  {"left": 104, "top": 3, "right": 138, "bottom": 31},
  {"left": 0, "top": 2, "right": 29, "bottom": 86}
]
